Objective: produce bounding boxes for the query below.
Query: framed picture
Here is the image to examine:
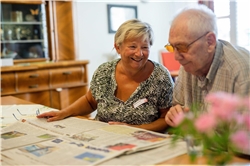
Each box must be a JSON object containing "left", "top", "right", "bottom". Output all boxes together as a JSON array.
[{"left": 107, "top": 4, "right": 138, "bottom": 33}]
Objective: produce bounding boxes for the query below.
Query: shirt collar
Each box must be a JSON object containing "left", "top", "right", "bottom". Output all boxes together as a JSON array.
[{"left": 205, "top": 40, "right": 223, "bottom": 83}]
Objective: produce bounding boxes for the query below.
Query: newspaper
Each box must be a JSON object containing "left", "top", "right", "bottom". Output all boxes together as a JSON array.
[
  {"left": 27, "top": 117, "right": 173, "bottom": 153},
  {"left": 1, "top": 105, "right": 187, "bottom": 165}
]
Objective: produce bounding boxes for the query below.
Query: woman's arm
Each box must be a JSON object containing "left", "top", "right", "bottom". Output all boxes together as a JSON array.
[
  {"left": 109, "top": 108, "right": 169, "bottom": 133},
  {"left": 37, "top": 90, "right": 97, "bottom": 122},
  {"left": 133, "top": 108, "right": 169, "bottom": 132}
]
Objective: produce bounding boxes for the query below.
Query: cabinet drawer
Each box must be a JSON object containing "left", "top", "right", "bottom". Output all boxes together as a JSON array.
[
  {"left": 50, "top": 67, "right": 83, "bottom": 88},
  {"left": 16, "top": 70, "right": 49, "bottom": 92},
  {"left": 1, "top": 72, "right": 16, "bottom": 95}
]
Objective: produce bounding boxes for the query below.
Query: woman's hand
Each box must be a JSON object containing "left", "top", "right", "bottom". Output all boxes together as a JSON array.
[{"left": 36, "top": 110, "right": 66, "bottom": 122}]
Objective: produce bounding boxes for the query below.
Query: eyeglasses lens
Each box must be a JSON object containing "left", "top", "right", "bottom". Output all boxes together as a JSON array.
[{"left": 165, "top": 45, "right": 174, "bottom": 52}]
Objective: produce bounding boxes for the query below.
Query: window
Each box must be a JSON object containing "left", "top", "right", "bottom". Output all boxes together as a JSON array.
[{"left": 214, "top": 0, "right": 250, "bottom": 51}]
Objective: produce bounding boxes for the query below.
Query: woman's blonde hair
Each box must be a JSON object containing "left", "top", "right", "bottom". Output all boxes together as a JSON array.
[{"left": 114, "top": 19, "right": 154, "bottom": 47}]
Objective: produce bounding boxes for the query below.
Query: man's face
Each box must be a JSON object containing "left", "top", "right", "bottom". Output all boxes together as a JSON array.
[{"left": 169, "top": 27, "right": 213, "bottom": 76}]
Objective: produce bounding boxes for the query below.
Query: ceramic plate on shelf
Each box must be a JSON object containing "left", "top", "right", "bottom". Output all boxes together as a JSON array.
[{"left": 25, "top": 14, "right": 35, "bottom": 22}]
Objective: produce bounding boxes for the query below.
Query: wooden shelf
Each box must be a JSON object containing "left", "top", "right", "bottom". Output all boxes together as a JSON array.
[
  {"left": 1, "top": 40, "right": 44, "bottom": 43},
  {"left": 1, "top": 22, "right": 43, "bottom": 25}
]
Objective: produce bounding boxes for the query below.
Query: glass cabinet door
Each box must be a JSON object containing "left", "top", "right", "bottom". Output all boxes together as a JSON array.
[{"left": 1, "top": 2, "right": 48, "bottom": 60}]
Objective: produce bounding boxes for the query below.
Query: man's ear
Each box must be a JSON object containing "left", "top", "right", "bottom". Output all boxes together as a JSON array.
[
  {"left": 114, "top": 43, "right": 120, "bottom": 54},
  {"left": 207, "top": 32, "right": 216, "bottom": 52}
]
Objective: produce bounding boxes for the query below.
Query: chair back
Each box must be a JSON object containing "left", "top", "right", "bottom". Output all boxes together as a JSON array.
[{"left": 160, "top": 51, "right": 180, "bottom": 71}]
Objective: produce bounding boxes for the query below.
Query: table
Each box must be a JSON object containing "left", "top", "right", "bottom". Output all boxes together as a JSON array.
[
  {"left": 1, "top": 96, "right": 249, "bottom": 165},
  {"left": 1, "top": 95, "right": 34, "bottom": 105}
]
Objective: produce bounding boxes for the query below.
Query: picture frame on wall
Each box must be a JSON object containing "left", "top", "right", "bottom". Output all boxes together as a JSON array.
[{"left": 107, "top": 4, "right": 138, "bottom": 33}]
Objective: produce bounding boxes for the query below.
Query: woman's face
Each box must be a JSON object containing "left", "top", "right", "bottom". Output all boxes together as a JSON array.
[{"left": 115, "top": 36, "right": 150, "bottom": 70}]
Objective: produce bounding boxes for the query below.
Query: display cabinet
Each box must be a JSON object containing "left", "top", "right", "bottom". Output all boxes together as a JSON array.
[
  {"left": 1, "top": 2, "right": 48, "bottom": 60},
  {"left": 0, "top": 0, "right": 76, "bottom": 63}
]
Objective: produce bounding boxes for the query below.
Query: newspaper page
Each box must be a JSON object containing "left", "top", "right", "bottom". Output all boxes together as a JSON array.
[
  {"left": 26, "top": 117, "right": 108, "bottom": 136},
  {"left": 69, "top": 124, "right": 172, "bottom": 154},
  {"left": 1, "top": 121, "right": 59, "bottom": 151},
  {"left": 98, "top": 140, "right": 187, "bottom": 165},
  {"left": 2, "top": 137, "right": 124, "bottom": 166},
  {"left": 0, "top": 104, "right": 57, "bottom": 128}
]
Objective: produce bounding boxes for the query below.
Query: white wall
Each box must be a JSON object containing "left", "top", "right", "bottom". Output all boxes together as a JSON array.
[{"left": 73, "top": 1, "right": 196, "bottom": 80}]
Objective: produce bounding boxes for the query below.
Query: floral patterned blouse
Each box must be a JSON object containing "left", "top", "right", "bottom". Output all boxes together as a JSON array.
[{"left": 91, "top": 58, "right": 174, "bottom": 125}]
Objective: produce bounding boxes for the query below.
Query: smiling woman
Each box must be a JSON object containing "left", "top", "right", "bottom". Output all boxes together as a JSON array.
[{"left": 37, "top": 19, "right": 174, "bottom": 133}]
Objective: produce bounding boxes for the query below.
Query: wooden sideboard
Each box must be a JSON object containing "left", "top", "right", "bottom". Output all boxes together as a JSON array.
[{"left": 1, "top": 60, "right": 89, "bottom": 110}]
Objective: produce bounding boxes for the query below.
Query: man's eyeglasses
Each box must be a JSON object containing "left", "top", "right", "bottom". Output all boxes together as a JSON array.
[{"left": 164, "top": 32, "right": 209, "bottom": 53}]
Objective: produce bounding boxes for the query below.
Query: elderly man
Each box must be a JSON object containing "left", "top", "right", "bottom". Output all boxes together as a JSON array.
[{"left": 165, "top": 4, "right": 250, "bottom": 127}]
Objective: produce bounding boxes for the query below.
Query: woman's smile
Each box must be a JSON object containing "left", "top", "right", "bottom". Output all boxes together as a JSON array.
[{"left": 131, "top": 57, "right": 143, "bottom": 62}]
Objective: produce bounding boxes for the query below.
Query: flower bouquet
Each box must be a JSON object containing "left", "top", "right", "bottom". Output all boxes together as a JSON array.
[{"left": 169, "top": 92, "right": 250, "bottom": 165}]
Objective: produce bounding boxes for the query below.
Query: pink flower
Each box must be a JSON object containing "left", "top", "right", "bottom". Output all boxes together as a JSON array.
[
  {"left": 206, "top": 92, "right": 241, "bottom": 110},
  {"left": 206, "top": 92, "right": 242, "bottom": 121},
  {"left": 209, "top": 107, "right": 234, "bottom": 121},
  {"left": 233, "top": 113, "right": 245, "bottom": 126},
  {"left": 194, "top": 113, "right": 216, "bottom": 133},
  {"left": 230, "top": 130, "right": 249, "bottom": 151}
]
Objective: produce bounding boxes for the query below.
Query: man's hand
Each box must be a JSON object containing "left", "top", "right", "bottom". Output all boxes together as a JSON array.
[{"left": 165, "top": 105, "right": 189, "bottom": 127}]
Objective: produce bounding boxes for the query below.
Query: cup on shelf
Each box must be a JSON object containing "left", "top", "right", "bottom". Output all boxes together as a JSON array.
[
  {"left": 6, "top": 29, "right": 12, "bottom": 40},
  {"left": 11, "top": 11, "right": 23, "bottom": 22},
  {"left": 15, "top": 28, "right": 21, "bottom": 40}
]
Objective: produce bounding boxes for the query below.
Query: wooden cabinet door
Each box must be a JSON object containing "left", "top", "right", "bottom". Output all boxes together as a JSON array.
[
  {"left": 1, "top": 72, "right": 16, "bottom": 95},
  {"left": 46, "top": 1, "right": 75, "bottom": 61},
  {"left": 16, "top": 69, "right": 49, "bottom": 92}
]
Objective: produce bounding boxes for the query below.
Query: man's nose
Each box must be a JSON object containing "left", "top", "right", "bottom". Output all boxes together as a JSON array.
[{"left": 174, "top": 50, "right": 183, "bottom": 61}]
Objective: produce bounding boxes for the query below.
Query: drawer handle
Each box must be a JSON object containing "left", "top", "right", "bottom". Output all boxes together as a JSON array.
[
  {"left": 62, "top": 71, "right": 72, "bottom": 75},
  {"left": 29, "top": 74, "right": 39, "bottom": 78},
  {"left": 29, "top": 84, "right": 39, "bottom": 88}
]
